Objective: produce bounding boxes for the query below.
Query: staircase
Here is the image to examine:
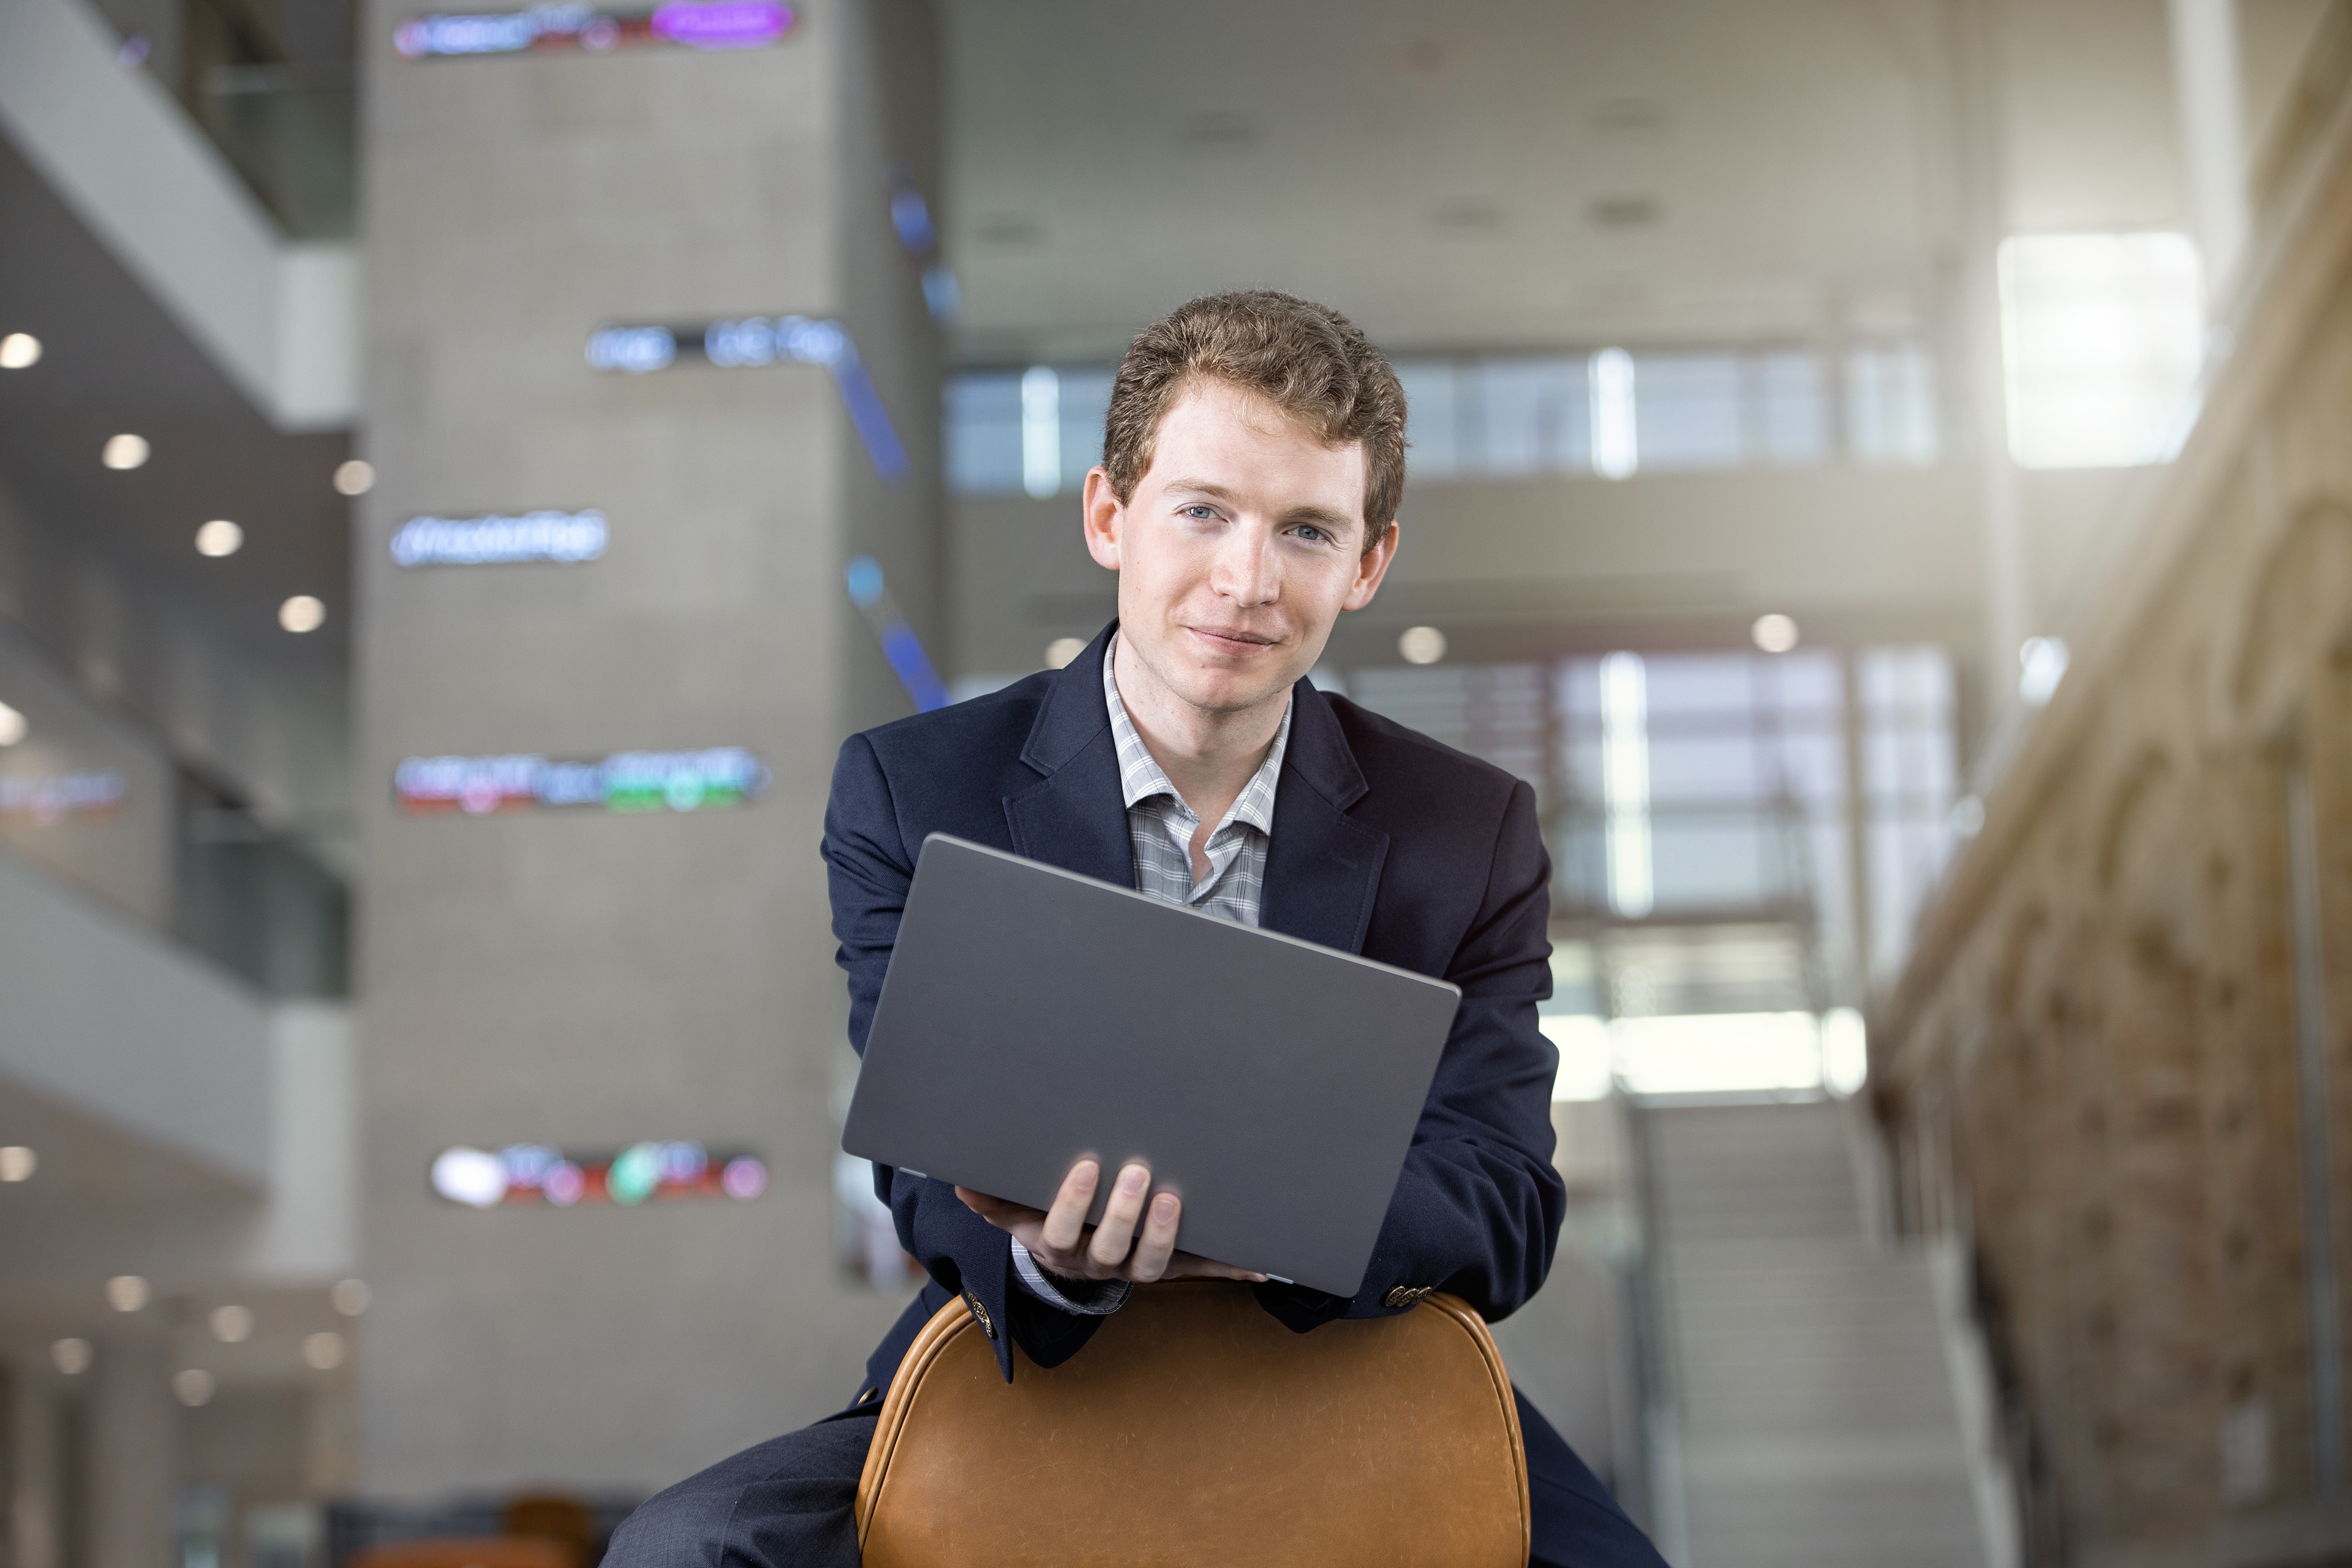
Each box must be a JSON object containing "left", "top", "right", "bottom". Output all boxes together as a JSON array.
[{"left": 1643, "top": 1100, "right": 1997, "bottom": 1568}]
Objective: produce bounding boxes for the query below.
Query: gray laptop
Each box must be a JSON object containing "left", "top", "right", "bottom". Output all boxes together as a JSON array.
[{"left": 840, "top": 834, "right": 1461, "bottom": 1298}]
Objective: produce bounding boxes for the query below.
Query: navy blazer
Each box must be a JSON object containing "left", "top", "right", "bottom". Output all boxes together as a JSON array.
[{"left": 825, "top": 620, "right": 1568, "bottom": 1393}]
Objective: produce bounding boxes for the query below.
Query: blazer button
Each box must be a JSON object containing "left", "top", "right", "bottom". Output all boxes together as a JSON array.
[
  {"left": 964, "top": 1291, "right": 996, "bottom": 1340},
  {"left": 1384, "top": 1285, "right": 1428, "bottom": 1309}
]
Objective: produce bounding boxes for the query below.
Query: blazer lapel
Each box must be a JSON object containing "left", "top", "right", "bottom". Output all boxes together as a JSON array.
[
  {"left": 1003, "top": 635, "right": 1387, "bottom": 941},
  {"left": 1003, "top": 622, "right": 1136, "bottom": 888},
  {"left": 1259, "top": 681, "right": 1389, "bottom": 954}
]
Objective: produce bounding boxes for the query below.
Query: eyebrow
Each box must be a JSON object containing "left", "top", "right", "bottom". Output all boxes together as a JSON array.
[{"left": 1162, "top": 480, "right": 1360, "bottom": 537}]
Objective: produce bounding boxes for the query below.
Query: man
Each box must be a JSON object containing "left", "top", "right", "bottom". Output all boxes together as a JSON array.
[{"left": 609, "top": 291, "right": 1667, "bottom": 1567}]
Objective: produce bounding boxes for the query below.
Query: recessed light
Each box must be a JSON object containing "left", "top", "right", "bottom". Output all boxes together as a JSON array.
[
  {"left": 172, "top": 1368, "right": 215, "bottom": 1407},
  {"left": 1752, "top": 613, "right": 1799, "bottom": 653},
  {"left": 195, "top": 519, "right": 243, "bottom": 557},
  {"left": 1399, "top": 626, "right": 1447, "bottom": 665},
  {"left": 331, "top": 1278, "right": 371, "bottom": 1316},
  {"left": 0, "top": 333, "right": 40, "bottom": 369},
  {"left": 105, "top": 1274, "right": 151, "bottom": 1312},
  {"left": 1044, "top": 637, "right": 1087, "bottom": 669},
  {"left": 334, "top": 459, "right": 375, "bottom": 496},
  {"left": 209, "top": 1303, "right": 254, "bottom": 1342},
  {"left": 102, "top": 433, "right": 149, "bottom": 470},
  {"left": 51, "top": 1338, "right": 92, "bottom": 1375},
  {"left": 302, "top": 1330, "right": 347, "bottom": 1370},
  {"left": 279, "top": 595, "right": 326, "bottom": 633},
  {"left": 0, "top": 1145, "right": 34, "bottom": 1181},
  {"left": 0, "top": 700, "right": 24, "bottom": 747}
]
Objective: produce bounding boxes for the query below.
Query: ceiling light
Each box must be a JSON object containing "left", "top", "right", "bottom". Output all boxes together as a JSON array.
[
  {"left": 302, "top": 1331, "right": 347, "bottom": 1370},
  {"left": 334, "top": 459, "right": 375, "bottom": 496},
  {"left": 51, "top": 1338, "right": 92, "bottom": 1375},
  {"left": 1044, "top": 637, "right": 1086, "bottom": 669},
  {"left": 0, "top": 333, "right": 40, "bottom": 369},
  {"left": 1399, "top": 626, "right": 1447, "bottom": 665},
  {"left": 195, "top": 519, "right": 243, "bottom": 557},
  {"left": 0, "top": 1145, "right": 34, "bottom": 1181},
  {"left": 209, "top": 1303, "right": 254, "bottom": 1343},
  {"left": 105, "top": 1274, "right": 151, "bottom": 1312},
  {"left": 102, "top": 433, "right": 149, "bottom": 470},
  {"left": 172, "top": 1368, "right": 215, "bottom": 1407},
  {"left": 1751, "top": 613, "right": 1800, "bottom": 653},
  {"left": 331, "top": 1278, "right": 371, "bottom": 1316},
  {"left": 279, "top": 595, "right": 326, "bottom": 633},
  {"left": 2019, "top": 636, "right": 2069, "bottom": 706},
  {"left": 0, "top": 701, "right": 24, "bottom": 746}
]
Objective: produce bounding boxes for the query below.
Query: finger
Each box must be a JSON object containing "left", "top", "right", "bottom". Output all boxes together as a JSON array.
[
  {"left": 1087, "top": 1162, "right": 1152, "bottom": 1270},
  {"left": 1038, "top": 1160, "right": 1100, "bottom": 1256},
  {"left": 1128, "top": 1193, "right": 1181, "bottom": 1282}
]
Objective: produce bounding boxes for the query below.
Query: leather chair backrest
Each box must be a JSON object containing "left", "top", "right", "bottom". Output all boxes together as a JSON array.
[
  {"left": 349, "top": 1540, "right": 573, "bottom": 1568},
  {"left": 856, "top": 1279, "right": 1529, "bottom": 1567}
]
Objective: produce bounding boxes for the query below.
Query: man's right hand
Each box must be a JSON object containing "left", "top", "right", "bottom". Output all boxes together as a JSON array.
[{"left": 956, "top": 1158, "right": 1268, "bottom": 1286}]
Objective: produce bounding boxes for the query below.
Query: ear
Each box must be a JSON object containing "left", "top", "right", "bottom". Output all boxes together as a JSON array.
[
  {"left": 1081, "top": 468, "right": 1123, "bottom": 571},
  {"left": 1342, "top": 519, "right": 1400, "bottom": 611}
]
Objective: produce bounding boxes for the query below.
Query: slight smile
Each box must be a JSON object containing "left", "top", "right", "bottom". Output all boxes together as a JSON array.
[{"left": 1185, "top": 626, "right": 1283, "bottom": 655}]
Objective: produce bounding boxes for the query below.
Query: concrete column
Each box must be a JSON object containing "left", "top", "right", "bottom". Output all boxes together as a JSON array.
[
  {"left": 8, "top": 1361, "right": 64, "bottom": 1568},
  {"left": 355, "top": 0, "right": 941, "bottom": 1496},
  {"left": 85, "top": 1333, "right": 175, "bottom": 1568},
  {"left": 2168, "top": 0, "right": 2251, "bottom": 303}
]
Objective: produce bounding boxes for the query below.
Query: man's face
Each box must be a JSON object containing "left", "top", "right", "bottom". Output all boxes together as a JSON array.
[{"left": 1082, "top": 379, "right": 1397, "bottom": 717}]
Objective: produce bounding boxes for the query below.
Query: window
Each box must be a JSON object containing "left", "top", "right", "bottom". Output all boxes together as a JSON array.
[
  {"left": 1858, "top": 647, "right": 1958, "bottom": 978},
  {"left": 1999, "top": 232, "right": 2204, "bottom": 469},
  {"left": 943, "top": 341, "right": 1937, "bottom": 496},
  {"left": 1347, "top": 645, "right": 1960, "bottom": 1095},
  {"left": 1845, "top": 345, "right": 1939, "bottom": 466}
]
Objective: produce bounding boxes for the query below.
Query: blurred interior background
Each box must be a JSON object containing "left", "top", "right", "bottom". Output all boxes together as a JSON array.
[{"left": 2, "top": 0, "right": 2350, "bottom": 1563}]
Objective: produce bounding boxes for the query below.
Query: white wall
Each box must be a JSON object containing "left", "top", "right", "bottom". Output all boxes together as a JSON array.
[{"left": 0, "top": 843, "right": 271, "bottom": 1186}]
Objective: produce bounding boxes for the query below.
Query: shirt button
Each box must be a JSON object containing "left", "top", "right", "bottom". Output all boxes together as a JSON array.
[{"left": 964, "top": 1291, "right": 996, "bottom": 1340}]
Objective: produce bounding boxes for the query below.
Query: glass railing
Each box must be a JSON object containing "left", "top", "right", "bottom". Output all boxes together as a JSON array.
[
  {"left": 95, "top": 0, "right": 358, "bottom": 241},
  {"left": 194, "top": 59, "right": 358, "bottom": 241}
]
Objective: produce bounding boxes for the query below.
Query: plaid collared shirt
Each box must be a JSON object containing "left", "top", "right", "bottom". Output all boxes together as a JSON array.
[
  {"left": 1008, "top": 635, "right": 1294, "bottom": 1315},
  {"left": 1103, "top": 635, "right": 1292, "bottom": 927}
]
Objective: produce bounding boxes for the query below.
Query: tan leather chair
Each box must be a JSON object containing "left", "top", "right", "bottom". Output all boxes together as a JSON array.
[
  {"left": 348, "top": 1540, "right": 573, "bottom": 1568},
  {"left": 856, "top": 1278, "right": 1529, "bottom": 1567}
]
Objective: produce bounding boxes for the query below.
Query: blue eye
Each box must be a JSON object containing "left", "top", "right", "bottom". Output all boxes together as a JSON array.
[{"left": 1182, "top": 504, "right": 1216, "bottom": 519}]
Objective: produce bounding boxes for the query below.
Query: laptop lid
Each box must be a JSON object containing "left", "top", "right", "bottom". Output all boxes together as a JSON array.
[{"left": 841, "top": 834, "right": 1461, "bottom": 1298}]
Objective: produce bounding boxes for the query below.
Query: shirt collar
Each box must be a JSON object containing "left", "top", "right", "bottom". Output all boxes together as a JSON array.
[{"left": 1102, "top": 636, "right": 1291, "bottom": 834}]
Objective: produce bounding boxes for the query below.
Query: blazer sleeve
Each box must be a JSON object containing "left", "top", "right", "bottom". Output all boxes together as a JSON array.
[
  {"left": 1253, "top": 777, "right": 1567, "bottom": 1335},
  {"left": 822, "top": 733, "right": 1102, "bottom": 1381}
]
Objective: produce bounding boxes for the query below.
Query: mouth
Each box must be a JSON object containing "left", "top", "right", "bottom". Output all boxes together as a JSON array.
[{"left": 1185, "top": 625, "right": 1282, "bottom": 655}]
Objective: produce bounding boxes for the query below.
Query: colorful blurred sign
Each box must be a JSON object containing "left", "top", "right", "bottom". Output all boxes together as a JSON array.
[
  {"left": 391, "top": 510, "right": 608, "bottom": 567},
  {"left": 395, "top": 0, "right": 795, "bottom": 57},
  {"left": 0, "top": 770, "right": 127, "bottom": 825},
  {"left": 431, "top": 1142, "right": 768, "bottom": 1207},
  {"left": 394, "top": 748, "right": 768, "bottom": 815},
  {"left": 585, "top": 315, "right": 911, "bottom": 483}
]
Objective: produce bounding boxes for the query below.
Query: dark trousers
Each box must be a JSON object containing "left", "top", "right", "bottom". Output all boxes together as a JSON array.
[{"left": 606, "top": 1386, "right": 1667, "bottom": 1567}]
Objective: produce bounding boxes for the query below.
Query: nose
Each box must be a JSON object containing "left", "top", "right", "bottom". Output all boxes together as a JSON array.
[{"left": 1206, "top": 520, "right": 1281, "bottom": 608}]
